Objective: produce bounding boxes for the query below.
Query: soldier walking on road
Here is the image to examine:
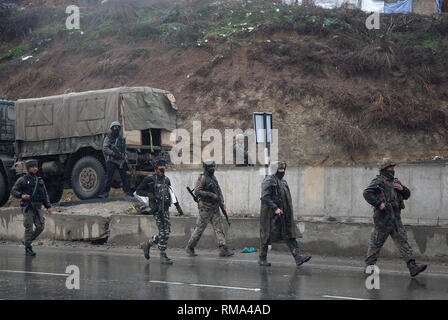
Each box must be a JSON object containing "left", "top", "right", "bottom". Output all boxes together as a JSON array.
[
  {"left": 98, "top": 121, "right": 132, "bottom": 199},
  {"left": 259, "top": 161, "right": 311, "bottom": 268},
  {"left": 363, "top": 158, "right": 427, "bottom": 277},
  {"left": 138, "top": 157, "right": 181, "bottom": 264},
  {"left": 185, "top": 160, "right": 234, "bottom": 257},
  {"left": 11, "top": 160, "right": 52, "bottom": 257}
]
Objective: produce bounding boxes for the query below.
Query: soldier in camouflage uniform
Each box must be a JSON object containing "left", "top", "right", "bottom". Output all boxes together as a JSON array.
[
  {"left": 137, "top": 157, "right": 178, "bottom": 264},
  {"left": 259, "top": 161, "right": 311, "bottom": 267},
  {"left": 98, "top": 121, "right": 132, "bottom": 199},
  {"left": 11, "top": 160, "right": 52, "bottom": 256},
  {"left": 185, "top": 160, "right": 234, "bottom": 257},
  {"left": 363, "top": 158, "right": 427, "bottom": 277}
]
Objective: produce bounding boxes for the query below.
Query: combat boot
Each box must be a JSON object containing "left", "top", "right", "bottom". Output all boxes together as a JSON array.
[
  {"left": 258, "top": 256, "right": 271, "bottom": 267},
  {"left": 185, "top": 246, "right": 198, "bottom": 257},
  {"left": 140, "top": 240, "right": 153, "bottom": 260},
  {"left": 407, "top": 260, "right": 427, "bottom": 277},
  {"left": 160, "top": 251, "right": 173, "bottom": 265},
  {"left": 219, "top": 245, "right": 234, "bottom": 257},
  {"left": 294, "top": 254, "right": 312, "bottom": 267},
  {"left": 25, "top": 246, "right": 36, "bottom": 257}
]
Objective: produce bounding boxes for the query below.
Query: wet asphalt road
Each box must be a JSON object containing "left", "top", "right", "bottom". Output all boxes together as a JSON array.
[{"left": 0, "top": 244, "right": 447, "bottom": 300}]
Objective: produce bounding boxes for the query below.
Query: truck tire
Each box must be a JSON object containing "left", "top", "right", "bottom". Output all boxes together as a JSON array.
[
  {"left": 71, "top": 156, "right": 106, "bottom": 200},
  {"left": 0, "top": 172, "right": 10, "bottom": 207},
  {"left": 46, "top": 182, "right": 64, "bottom": 204}
]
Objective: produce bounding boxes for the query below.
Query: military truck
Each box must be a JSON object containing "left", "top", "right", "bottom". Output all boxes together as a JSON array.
[
  {"left": 1, "top": 87, "right": 178, "bottom": 204},
  {"left": 0, "top": 98, "right": 15, "bottom": 206}
]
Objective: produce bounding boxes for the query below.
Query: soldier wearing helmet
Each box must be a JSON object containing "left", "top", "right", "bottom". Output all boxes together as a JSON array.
[
  {"left": 363, "top": 158, "right": 427, "bottom": 277},
  {"left": 259, "top": 161, "right": 311, "bottom": 267},
  {"left": 185, "top": 159, "right": 234, "bottom": 257},
  {"left": 137, "top": 156, "right": 182, "bottom": 264},
  {"left": 98, "top": 121, "right": 132, "bottom": 199},
  {"left": 11, "top": 159, "right": 52, "bottom": 256}
]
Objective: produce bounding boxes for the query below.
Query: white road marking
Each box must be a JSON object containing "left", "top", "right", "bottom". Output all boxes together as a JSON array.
[
  {"left": 0, "top": 269, "right": 67, "bottom": 277},
  {"left": 322, "top": 295, "right": 370, "bottom": 301},
  {"left": 149, "top": 280, "right": 260, "bottom": 292}
]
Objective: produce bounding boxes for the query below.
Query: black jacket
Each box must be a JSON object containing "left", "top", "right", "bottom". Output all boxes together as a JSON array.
[{"left": 11, "top": 174, "right": 51, "bottom": 209}]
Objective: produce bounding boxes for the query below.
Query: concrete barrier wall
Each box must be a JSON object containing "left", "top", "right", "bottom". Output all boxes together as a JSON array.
[
  {"left": 2, "top": 209, "right": 447, "bottom": 261},
  {"left": 168, "top": 164, "right": 448, "bottom": 226},
  {"left": 0, "top": 207, "right": 109, "bottom": 241}
]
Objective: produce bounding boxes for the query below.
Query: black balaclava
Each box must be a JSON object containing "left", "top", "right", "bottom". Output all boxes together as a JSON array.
[
  {"left": 380, "top": 169, "right": 395, "bottom": 180},
  {"left": 111, "top": 128, "right": 120, "bottom": 137},
  {"left": 206, "top": 167, "right": 215, "bottom": 176},
  {"left": 275, "top": 171, "right": 285, "bottom": 180}
]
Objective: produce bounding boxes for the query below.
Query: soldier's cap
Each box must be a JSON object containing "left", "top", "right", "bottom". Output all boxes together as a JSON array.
[
  {"left": 25, "top": 159, "right": 38, "bottom": 169},
  {"left": 153, "top": 156, "right": 166, "bottom": 167},
  {"left": 378, "top": 158, "right": 396, "bottom": 170},
  {"left": 110, "top": 121, "right": 121, "bottom": 129},
  {"left": 202, "top": 159, "right": 216, "bottom": 168},
  {"left": 270, "top": 161, "right": 287, "bottom": 173}
]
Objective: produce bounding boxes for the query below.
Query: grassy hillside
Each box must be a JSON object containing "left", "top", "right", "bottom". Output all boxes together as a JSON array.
[{"left": 1, "top": 0, "right": 448, "bottom": 165}]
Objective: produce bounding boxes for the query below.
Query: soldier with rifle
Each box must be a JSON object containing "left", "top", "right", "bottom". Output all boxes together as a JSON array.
[
  {"left": 185, "top": 160, "right": 234, "bottom": 257},
  {"left": 363, "top": 158, "right": 427, "bottom": 277},
  {"left": 98, "top": 121, "right": 133, "bottom": 199},
  {"left": 259, "top": 161, "right": 311, "bottom": 267},
  {"left": 11, "top": 159, "right": 52, "bottom": 257},
  {"left": 137, "top": 157, "right": 182, "bottom": 264}
]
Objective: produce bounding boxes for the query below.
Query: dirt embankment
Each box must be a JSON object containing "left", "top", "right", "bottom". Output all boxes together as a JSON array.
[{"left": 1, "top": 0, "right": 448, "bottom": 166}]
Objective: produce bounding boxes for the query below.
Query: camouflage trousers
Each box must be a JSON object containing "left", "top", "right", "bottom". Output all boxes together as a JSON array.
[
  {"left": 260, "top": 238, "right": 300, "bottom": 257},
  {"left": 22, "top": 207, "right": 45, "bottom": 247},
  {"left": 150, "top": 209, "right": 171, "bottom": 251},
  {"left": 365, "top": 212, "right": 415, "bottom": 265},
  {"left": 187, "top": 205, "right": 226, "bottom": 248}
]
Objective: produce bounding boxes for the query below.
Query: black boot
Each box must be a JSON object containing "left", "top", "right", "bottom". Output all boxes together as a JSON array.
[
  {"left": 294, "top": 254, "right": 312, "bottom": 267},
  {"left": 219, "top": 245, "right": 234, "bottom": 257},
  {"left": 160, "top": 251, "right": 173, "bottom": 265},
  {"left": 258, "top": 256, "right": 271, "bottom": 266},
  {"left": 185, "top": 245, "right": 197, "bottom": 257},
  {"left": 25, "top": 245, "right": 36, "bottom": 257},
  {"left": 407, "top": 260, "right": 427, "bottom": 277},
  {"left": 140, "top": 240, "right": 153, "bottom": 260}
]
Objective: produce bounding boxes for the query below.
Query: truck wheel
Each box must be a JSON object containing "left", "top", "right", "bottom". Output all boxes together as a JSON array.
[
  {"left": 46, "top": 182, "right": 64, "bottom": 204},
  {"left": 71, "top": 156, "right": 106, "bottom": 200},
  {"left": 0, "top": 172, "right": 10, "bottom": 207}
]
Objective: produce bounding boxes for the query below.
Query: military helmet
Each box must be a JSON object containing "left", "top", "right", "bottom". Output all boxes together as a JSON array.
[
  {"left": 25, "top": 159, "right": 38, "bottom": 170},
  {"left": 110, "top": 121, "right": 121, "bottom": 129},
  {"left": 269, "top": 161, "right": 287, "bottom": 173},
  {"left": 202, "top": 159, "right": 216, "bottom": 168},
  {"left": 378, "top": 158, "right": 396, "bottom": 171},
  {"left": 153, "top": 156, "right": 166, "bottom": 167}
]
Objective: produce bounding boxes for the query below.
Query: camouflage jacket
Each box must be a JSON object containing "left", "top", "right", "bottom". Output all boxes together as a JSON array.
[
  {"left": 136, "top": 174, "right": 171, "bottom": 210},
  {"left": 103, "top": 134, "right": 127, "bottom": 166},
  {"left": 363, "top": 174, "right": 411, "bottom": 213},
  {"left": 194, "top": 172, "right": 224, "bottom": 209}
]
